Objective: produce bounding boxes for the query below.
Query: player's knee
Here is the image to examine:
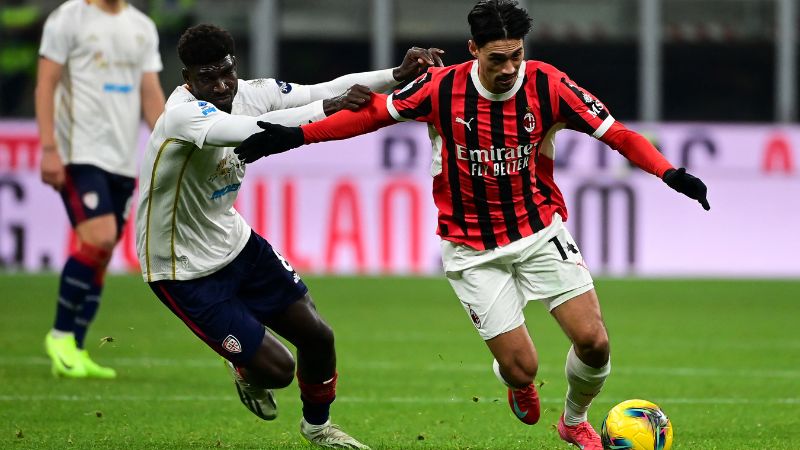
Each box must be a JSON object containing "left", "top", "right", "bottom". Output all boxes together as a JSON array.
[
  {"left": 269, "top": 364, "right": 295, "bottom": 389},
  {"left": 296, "top": 315, "right": 335, "bottom": 353},
  {"left": 310, "top": 321, "right": 335, "bottom": 351},
  {"left": 249, "top": 354, "right": 295, "bottom": 388},
  {"left": 75, "top": 241, "right": 114, "bottom": 268},
  {"left": 246, "top": 342, "right": 296, "bottom": 388},
  {"left": 574, "top": 332, "right": 610, "bottom": 367}
]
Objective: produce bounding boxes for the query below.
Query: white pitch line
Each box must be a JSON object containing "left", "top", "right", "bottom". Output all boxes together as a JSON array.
[
  {"left": 0, "top": 394, "right": 797, "bottom": 405},
  {"left": 1, "top": 356, "right": 799, "bottom": 379}
]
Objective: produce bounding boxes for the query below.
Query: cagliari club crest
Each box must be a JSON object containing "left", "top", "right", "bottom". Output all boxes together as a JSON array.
[{"left": 223, "top": 335, "right": 242, "bottom": 354}]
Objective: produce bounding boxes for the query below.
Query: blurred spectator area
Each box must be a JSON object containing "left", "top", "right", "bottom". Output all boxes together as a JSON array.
[{"left": 0, "top": 0, "right": 795, "bottom": 122}]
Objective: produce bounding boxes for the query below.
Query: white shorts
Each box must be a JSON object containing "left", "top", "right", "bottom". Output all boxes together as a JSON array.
[{"left": 441, "top": 214, "right": 594, "bottom": 340}]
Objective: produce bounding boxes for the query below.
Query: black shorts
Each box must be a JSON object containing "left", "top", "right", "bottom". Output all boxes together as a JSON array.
[
  {"left": 60, "top": 164, "right": 135, "bottom": 236},
  {"left": 148, "top": 231, "right": 309, "bottom": 365}
]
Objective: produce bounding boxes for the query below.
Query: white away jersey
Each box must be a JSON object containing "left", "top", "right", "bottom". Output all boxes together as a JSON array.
[
  {"left": 136, "top": 80, "right": 329, "bottom": 282},
  {"left": 39, "top": 0, "right": 162, "bottom": 177}
]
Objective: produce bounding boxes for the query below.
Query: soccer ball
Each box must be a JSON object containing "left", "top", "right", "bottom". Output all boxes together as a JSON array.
[{"left": 600, "top": 399, "right": 673, "bottom": 450}]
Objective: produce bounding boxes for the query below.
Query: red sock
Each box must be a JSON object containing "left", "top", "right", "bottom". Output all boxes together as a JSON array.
[{"left": 298, "top": 372, "right": 337, "bottom": 425}]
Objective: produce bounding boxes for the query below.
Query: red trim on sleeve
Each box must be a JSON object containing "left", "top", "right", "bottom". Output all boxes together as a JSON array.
[
  {"left": 301, "top": 93, "right": 397, "bottom": 144},
  {"left": 600, "top": 122, "right": 673, "bottom": 178}
]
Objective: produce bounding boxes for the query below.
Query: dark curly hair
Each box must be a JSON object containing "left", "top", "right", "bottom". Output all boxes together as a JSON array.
[
  {"left": 177, "top": 24, "right": 236, "bottom": 67},
  {"left": 468, "top": 0, "right": 532, "bottom": 48}
]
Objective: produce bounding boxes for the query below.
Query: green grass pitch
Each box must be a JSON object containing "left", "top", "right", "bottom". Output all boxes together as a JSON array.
[{"left": 1, "top": 275, "right": 798, "bottom": 449}]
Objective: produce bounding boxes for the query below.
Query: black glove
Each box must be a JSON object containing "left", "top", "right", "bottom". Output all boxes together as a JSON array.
[
  {"left": 234, "top": 121, "right": 305, "bottom": 164},
  {"left": 662, "top": 167, "right": 710, "bottom": 211}
]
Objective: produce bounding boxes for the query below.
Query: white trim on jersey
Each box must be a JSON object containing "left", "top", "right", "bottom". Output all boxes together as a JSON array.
[
  {"left": 386, "top": 93, "right": 408, "bottom": 122},
  {"left": 429, "top": 125, "right": 444, "bottom": 176},
  {"left": 592, "top": 115, "right": 616, "bottom": 139},
  {"left": 470, "top": 60, "right": 526, "bottom": 102}
]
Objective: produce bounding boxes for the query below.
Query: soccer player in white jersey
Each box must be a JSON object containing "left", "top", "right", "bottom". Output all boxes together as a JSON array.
[
  {"left": 36, "top": 0, "right": 165, "bottom": 379},
  {"left": 135, "top": 24, "right": 441, "bottom": 449}
]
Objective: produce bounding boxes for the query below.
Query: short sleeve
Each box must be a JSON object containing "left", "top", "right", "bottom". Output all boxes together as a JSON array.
[
  {"left": 142, "top": 20, "right": 163, "bottom": 72},
  {"left": 39, "top": 7, "right": 73, "bottom": 65},
  {"left": 240, "top": 78, "right": 313, "bottom": 114},
  {"left": 555, "top": 76, "right": 616, "bottom": 139},
  {"left": 386, "top": 70, "right": 434, "bottom": 122},
  {"left": 164, "top": 101, "right": 228, "bottom": 149}
]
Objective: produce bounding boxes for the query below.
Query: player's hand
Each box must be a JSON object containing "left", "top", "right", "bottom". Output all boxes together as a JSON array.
[
  {"left": 234, "top": 121, "right": 305, "bottom": 164},
  {"left": 662, "top": 167, "right": 710, "bottom": 211},
  {"left": 392, "top": 47, "right": 445, "bottom": 82},
  {"left": 323, "top": 84, "right": 372, "bottom": 116},
  {"left": 40, "top": 146, "right": 65, "bottom": 190}
]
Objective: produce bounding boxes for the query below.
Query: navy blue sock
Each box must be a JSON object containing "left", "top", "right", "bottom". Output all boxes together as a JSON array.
[
  {"left": 74, "top": 281, "right": 103, "bottom": 349},
  {"left": 301, "top": 395, "right": 333, "bottom": 425},
  {"left": 53, "top": 256, "right": 95, "bottom": 333}
]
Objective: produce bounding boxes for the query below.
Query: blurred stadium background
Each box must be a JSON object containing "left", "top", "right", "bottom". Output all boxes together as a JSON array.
[{"left": 1, "top": 1, "right": 799, "bottom": 449}]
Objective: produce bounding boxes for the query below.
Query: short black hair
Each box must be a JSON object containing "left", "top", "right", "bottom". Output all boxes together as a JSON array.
[
  {"left": 468, "top": 0, "right": 532, "bottom": 48},
  {"left": 177, "top": 24, "right": 235, "bottom": 67}
]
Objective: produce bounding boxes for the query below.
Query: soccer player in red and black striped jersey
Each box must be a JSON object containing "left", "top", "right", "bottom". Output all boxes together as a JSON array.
[{"left": 235, "top": 2, "right": 709, "bottom": 448}]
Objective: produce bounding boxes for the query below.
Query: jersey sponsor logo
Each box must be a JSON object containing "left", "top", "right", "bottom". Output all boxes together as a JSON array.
[
  {"left": 275, "top": 80, "right": 292, "bottom": 94},
  {"left": 455, "top": 143, "right": 534, "bottom": 177},
  {"left": 523, "top": 112, "right": 536, "bottom": 133},
  {"left": 222, "top": 335, "right": 242, "bottom": 354},
  {"left": 210, "top": 182, "right": 241, "bottom": 200},
  {"left": 455, "top": 116, "right": 475, "bottom": 131},
  {"left": 197, "top": 101, "right": 218, "bottom": 116},
  {"left": 103, "top": 83, "right": 133, "bottom": 93},
  {"left": 82, "top": 192, "right": 99, "bottom": 210}
]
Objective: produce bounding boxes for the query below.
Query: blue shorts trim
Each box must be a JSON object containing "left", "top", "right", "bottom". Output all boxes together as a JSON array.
[{"left": 149, "top": 232, "right": 309, "bottom": 365}]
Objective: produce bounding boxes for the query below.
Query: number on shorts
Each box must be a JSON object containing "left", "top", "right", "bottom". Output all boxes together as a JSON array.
[
  {"left": 548, "top": 237, "right": 568, "bottom": 261},
  {"left": 273, "top": 249, "right": 294, "bottom": 272}
]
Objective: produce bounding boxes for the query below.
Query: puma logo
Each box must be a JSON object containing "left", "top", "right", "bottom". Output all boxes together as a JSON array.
[{"left": 455, "top": 116, "right": 475, "bottom": 131}]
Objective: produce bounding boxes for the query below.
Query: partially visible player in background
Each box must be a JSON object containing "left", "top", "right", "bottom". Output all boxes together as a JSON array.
[
  {"left": 234, "top": 1, "right": 710, "bottom": 449},
  {"left": 136, "top": 24, "right": 441, "bottom": 449},
  {"left": 36, "top": 0, "right": 165, "bottom": 379}
]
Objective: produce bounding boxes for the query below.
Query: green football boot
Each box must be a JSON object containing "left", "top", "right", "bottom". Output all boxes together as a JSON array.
[
  {"left": 77, "top": 349, "right": 117, "bottom": 379},
  {"left": 44, "top": 333, "right": 87, "bottom": 378}
]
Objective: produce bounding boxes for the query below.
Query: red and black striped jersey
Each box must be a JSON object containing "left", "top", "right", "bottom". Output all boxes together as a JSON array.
[{"left": 386, "top": 59, "right": 617, "bottom": 250}]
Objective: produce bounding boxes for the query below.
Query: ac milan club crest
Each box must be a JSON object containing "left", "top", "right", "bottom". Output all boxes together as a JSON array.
[
  {"left": 523, "top": 112, "right": 536, "bottom": 133},
  {"left": 222, "top": 335, "right": 242, "bottom": 354},
  {"left": 468, "top": 305, "right": 481, "bottom": 328}
]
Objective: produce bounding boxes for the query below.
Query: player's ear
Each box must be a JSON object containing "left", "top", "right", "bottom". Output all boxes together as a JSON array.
[
  {"left": 181, "top": 67, "right": 191, "bottom": 85},
  {"left": 468, "top": 40, "right": 478, "bottom": 58}
]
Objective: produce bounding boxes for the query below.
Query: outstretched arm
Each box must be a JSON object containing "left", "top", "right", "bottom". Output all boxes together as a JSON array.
[
  {"left": 308, "top": 47, "right": 445, "bottom": 102},
  {"left": 302, "top": 93, "right": 395, "bottom": 143},
  {"left": 234, "top": 93, "right": 397, "bottom": 163},
  {"left": 601, "top": 123, "right": 710, "bottom": 210}
]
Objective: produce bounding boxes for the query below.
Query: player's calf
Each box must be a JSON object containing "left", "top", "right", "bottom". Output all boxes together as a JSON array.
[{"left": 493, "top": 359, "right": 541, "bottom": 425}]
